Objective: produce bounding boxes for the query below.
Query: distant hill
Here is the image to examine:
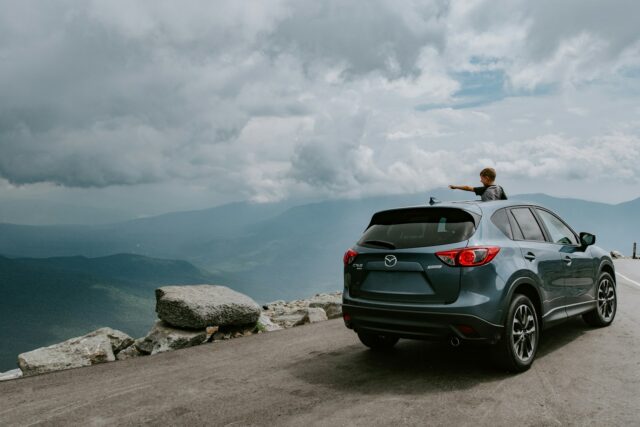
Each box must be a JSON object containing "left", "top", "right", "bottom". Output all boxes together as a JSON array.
[{"left": 0, "top": 254, "right": 221, "bottom": 372}]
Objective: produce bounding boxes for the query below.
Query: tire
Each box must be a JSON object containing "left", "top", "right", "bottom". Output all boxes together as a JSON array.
[
  {"left": 493, "top": 294, "right": 539, "bottom": 372},
  {"left": 357, "top": 332, "right": 399, "bottom": 350},
  {"left": 583, "top": 272, "right": 617, "bottom": 327}
]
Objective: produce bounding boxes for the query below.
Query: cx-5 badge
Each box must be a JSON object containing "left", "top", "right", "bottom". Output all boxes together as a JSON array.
[{"left": 384, "top": 255, "right": 397, "bottom": 267}]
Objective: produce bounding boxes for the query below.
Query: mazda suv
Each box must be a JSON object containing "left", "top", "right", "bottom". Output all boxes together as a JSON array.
[{"left": 341, "top": 200, "right": 616, "bottom": 372}]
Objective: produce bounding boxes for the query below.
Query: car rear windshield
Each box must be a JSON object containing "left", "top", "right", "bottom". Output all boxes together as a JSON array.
[{"left": 358, "top": 207, "right": 478, "bottom": 249}]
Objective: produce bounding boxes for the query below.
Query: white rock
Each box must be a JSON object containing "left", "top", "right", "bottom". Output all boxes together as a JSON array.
[
  {"left": 262, "top": 300, "right": 286, "bottom": 310},
  {"left": 0, "top": 369, "right": 22, "bottom": 381},
  {"left": 257, "top": 314, "right": 283, "bottom": 332},
  {"left": 116, "top": 345, "right": 142, "bottom": 360},
  {"left": 271, "top": 309, "right": 309, "bottom": 328},
  {"left": 610, "top": 250, "right": 624, "bottom": 259},
  {"left": 18, "top": 334, "right": 115, "bottom": 377},
  {"left": 308, "top": 293, "right": 342, "bottom": 319},
  {"left": 137, "top": 321, "right": 207, "bottom": 355},
  {"left": 307, "top": 307, "right": 328, "bottom": 323},
  {"left": 84, "top": 327, "right": 135, "bottom": 354}
]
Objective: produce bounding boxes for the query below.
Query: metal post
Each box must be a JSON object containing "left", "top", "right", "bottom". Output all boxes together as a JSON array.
[{"left": 634, "top": 242, "right": 637, "bottom": 259}]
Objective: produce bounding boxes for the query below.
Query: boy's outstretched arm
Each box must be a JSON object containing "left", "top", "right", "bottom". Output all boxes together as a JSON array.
[{"left": 449, "top": 185, "right": 475, "bottom": 192}]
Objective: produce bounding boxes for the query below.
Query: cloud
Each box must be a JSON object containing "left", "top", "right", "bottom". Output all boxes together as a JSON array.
[{"left": 0, "top": 0, "right": 638, "bottom": 207}]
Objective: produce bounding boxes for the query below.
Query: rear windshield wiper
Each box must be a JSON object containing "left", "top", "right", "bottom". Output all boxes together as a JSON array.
[{"left": 361, "top": 240, "right": 397, "bottom": 249}]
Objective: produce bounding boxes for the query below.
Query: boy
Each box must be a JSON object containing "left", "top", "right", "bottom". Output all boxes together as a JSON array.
[{"left": 449, "top": 167, "right": 507, "bottom": 201}]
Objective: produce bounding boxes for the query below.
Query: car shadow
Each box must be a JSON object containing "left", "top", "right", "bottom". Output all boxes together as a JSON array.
[
  {"left": 287, "top": 339, "right": 507, "bottom": 395},
  {"left": 287, "top": 318, "right": 594, "bottom": 394},
  {"left": 536, "top": 316, "right": 592, "bottom": 358}
]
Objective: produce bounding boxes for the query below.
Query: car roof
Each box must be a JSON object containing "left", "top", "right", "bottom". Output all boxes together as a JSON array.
[{"left": 373, "top": 198, "right": 545, "bottom": 216}]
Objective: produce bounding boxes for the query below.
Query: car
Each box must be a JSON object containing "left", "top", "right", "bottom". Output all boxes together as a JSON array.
[{"left": 341, "top": 199, "right": 617, "bottom": 372}]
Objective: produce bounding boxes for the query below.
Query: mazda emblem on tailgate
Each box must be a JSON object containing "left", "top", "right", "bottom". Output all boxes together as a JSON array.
[{"left": 384, "top": 255, "right": 397, "bottom": 267}]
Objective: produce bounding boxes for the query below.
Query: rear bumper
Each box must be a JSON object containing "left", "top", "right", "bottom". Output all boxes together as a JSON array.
[{"left": 342, "top": 300, "right": 504, "bottom": 343}]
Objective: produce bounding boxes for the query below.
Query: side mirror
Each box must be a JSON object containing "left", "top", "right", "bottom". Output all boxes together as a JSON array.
[{"left": 580, "top": 232, "right": 596, "bottom": 247}]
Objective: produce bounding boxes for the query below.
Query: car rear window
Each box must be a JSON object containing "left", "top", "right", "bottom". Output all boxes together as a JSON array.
[{"left": 358, "top": 208, "right": 478, "bottom": 249}]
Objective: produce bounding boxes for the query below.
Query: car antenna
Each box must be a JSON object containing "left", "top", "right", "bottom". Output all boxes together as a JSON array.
[{"left": 429, "top": 197, "right": 440, "bottom": 206}]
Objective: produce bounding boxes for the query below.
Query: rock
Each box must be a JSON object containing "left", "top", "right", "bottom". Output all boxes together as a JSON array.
[
  {"left": 271, "top": 309, "right": 309, "bottom": 328},
  {"left": 257, "top": 314, "right": 283, "bottom": 332},
  {"left": 84, "top": 327, "right": 134, "bottom": 354},
  {"left": 308, "top": 293, "right": 342, "bottom": 319},
  {"left": 262, "top": 300, "right": 285, "bottom": 310},
  {"left": 18, "top": 334, "right": 115, "bottom": 376},
  {"left": 205, "top": 325, "right": 220, "bottom": 342},
  {"left": 134, "top": 337, "right": 152, "bottom": 355},
  {"left": 116, "top": 345, "right": 142, "bottom": 360},
  {"left": 212, "top": 331, "right": 226, "bottom": 341},
  {"left": 610, "top": 250, "right": 624, "bottom": 259},
  {"left": 137, "top": 321, "right": 207, "bottom": 355},
  {"left": 0, "top": 369, "right": 22, "bottom": 381},
  {"left": 156, "top": 285, "right": 261, "bottom": 329},
  {"left": 307, "top": 307, "right": 328, "bottom": 323}
]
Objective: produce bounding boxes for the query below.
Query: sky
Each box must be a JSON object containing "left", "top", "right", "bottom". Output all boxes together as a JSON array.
[{"left": 1, "top": 0, "right": 640, "bottom": 221}]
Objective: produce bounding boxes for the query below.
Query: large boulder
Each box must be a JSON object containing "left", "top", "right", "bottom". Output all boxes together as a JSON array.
[
  {"left": 18, "top": 334, "right": 115, "bottom": 376},
  {"left": 156, "top": 285, "right": 261, "bottom": 329},
  {"left": 136, "top": 321, "right": 207, "bottom": 355}
]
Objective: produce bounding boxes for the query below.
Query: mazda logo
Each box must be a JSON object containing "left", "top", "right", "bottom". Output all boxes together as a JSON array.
[{"left": 384, "top": 255, "right": 397, "bottom": 267}]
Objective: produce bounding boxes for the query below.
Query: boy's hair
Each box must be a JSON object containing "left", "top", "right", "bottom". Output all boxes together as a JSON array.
[{"left": 480, "top": 167, "right": 496, "bottom": 181}]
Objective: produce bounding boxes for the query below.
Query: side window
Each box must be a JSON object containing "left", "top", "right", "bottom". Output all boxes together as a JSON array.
[
  {"left": 491, "top": 208, "right": 513, "bottom": 239},
  {"left": 510, "top": 208, "right": 546, "bottom": 242},
  {"left": 535, "top": 209, "right": 578, "bottom": 245},
  {"left": 508, "top": 211, "right": 525, "bottom": 240}
]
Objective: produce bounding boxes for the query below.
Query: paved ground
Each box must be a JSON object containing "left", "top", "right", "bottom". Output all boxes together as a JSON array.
[{"left": 2, "top": 260, "right": 640, "bottom": 426}]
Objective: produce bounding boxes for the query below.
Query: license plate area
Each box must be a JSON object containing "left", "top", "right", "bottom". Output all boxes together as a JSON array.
[{"left": 361, "top": 271, "right": 435, "bottom": 295}]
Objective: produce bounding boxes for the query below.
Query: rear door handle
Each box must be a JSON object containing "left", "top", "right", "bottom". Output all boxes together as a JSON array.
[{"left": 524, "top": 252, "right": 536, "bottom": 261}]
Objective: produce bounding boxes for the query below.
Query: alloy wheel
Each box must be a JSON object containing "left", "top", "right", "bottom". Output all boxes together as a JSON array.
[
  {"left": 597, "top": 278, "right": 616, "bottom": 322},
  {"left": 511, "top": 304, "right": 536, "bottom": 363}
]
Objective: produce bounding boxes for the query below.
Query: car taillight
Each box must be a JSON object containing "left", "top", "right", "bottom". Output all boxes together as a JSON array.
[
  {"left": 343, "top": 248, "right": 358, "bottom": 266},
  {"left": 435, "top": 246, "right": 500, "bottom": 267}
]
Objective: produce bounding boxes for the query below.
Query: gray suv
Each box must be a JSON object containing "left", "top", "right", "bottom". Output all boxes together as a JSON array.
[{"left": 342, "top": 200, "right": 616, "bottom": 372}]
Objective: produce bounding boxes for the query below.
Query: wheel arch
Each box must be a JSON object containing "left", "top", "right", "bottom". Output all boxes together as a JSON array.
[
  {"left": 598, "top": 260, "right": 616, "bottom": 286},
  {"left": 504, "top": 275, "right": 544, "bottom": 328}
]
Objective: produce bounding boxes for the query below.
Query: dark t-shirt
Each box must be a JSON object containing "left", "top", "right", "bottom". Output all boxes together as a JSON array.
[{"left": 474, "top": 185, "right": 507, "bottom": 201}]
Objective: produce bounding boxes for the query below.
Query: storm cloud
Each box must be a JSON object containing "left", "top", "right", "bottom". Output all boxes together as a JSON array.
[{"left": 1, "top": 0, "right": 639, "bottom": 205}]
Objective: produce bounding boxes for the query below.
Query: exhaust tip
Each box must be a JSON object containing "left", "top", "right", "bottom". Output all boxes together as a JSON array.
[{"left": 449, "top": 336, "right": 461, "bottom": 347}]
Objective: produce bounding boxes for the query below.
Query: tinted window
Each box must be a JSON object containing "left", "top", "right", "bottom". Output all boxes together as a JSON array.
[
  {"left": 491, "top": 208, "right": 513, "bottom": 239},
  {"left": 359, "top": 208, "right": 477, "bottom": 249},
  {"left": 510, "top": 208, "right": 546, "bottom": 241},
  {"left": 508, "top": 211, "right": 525, "bottom": 240},
  {"left": 535, "top": 209, "right": 578, "bottom": 245}
]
